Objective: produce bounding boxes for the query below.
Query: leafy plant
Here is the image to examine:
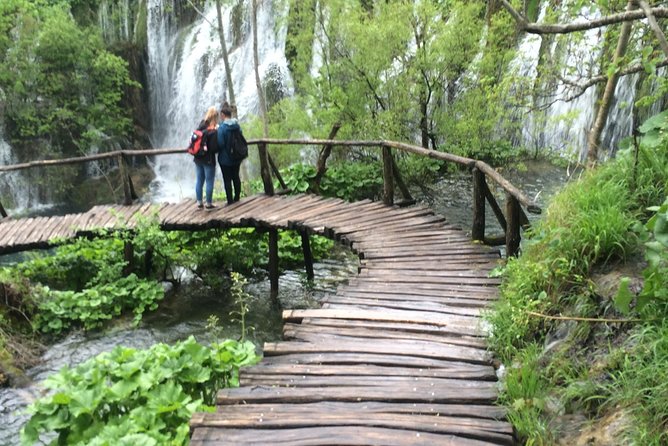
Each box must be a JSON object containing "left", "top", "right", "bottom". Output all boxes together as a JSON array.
[{"left": 21, "top": 336, "right": 259, "bottom": 445}]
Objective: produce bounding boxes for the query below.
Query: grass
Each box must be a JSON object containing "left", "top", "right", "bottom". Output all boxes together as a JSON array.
[{"left": 487, "top": 135, "right": 668, "bottom": 444}]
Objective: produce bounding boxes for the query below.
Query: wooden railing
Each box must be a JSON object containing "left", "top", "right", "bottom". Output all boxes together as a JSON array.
[{"left": 0, "top": 139, "right": 541, "bottom": 256}]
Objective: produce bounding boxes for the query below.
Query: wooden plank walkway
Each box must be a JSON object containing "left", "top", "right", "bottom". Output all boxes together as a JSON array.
[{"left": 0, "top": 194, "right": 512, "bottom": 444}]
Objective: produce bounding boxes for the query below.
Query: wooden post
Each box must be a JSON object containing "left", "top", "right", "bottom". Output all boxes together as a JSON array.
[
  {"left": 0, "top": 200, "right": 7, "bottom": 219},
  {"left": 382, "top": 146, "right": 394, "bottom": 206},
  {"left": 144, "top": 247, "right": 154, "bottom": 277},
  {"left": 300, "top": 229, "right": 314, "bottom": 281},
  {"left": 123, "top": 241, "right": 134, "bottom": 276},
  {"left": 268, "top": 229, "right": 279, "bottom": 299},
  {"left": 472, "top": 168, "right": 486, "bottom": 242},
  {"left": 505, "top": 193, "right": 521, "bottom": 257},
  {"left": 391, "top": 156, "right": 414, "bottom": 204},
  {"left": 482, "top": 180, "right": 507, "bottom": 232},
  {"left": 268, "top": 153, "right": 288, "bottom": 190},
  {"left": 258, "top": 142, "right": 275, "bottom": 196},
  {"left": 118, "top": 154, "right": 133, "bottom": 205}
]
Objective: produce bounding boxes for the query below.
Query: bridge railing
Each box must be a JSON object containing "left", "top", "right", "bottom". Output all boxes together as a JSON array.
[{"left": 0, "top": 139, "right": 542, "bottom": 256}]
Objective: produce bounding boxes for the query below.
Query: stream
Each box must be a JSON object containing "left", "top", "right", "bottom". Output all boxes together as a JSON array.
[{"left": 0, "top": 159, "right": 574, "bottom": 445}]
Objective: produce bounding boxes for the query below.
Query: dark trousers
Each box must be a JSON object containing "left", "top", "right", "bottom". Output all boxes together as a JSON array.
[{"left": 220, "top": 163, "right": 241, "bottom": 204}]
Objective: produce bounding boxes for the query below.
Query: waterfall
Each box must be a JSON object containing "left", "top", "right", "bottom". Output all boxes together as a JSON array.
[
  {"left": 146, "top": 0, "right": 291, "bottom": 202},
  {"left": 0, "top": 133, "right": 35, "bottom": 213},
  {"left": 512, "top": 3, "right": 602, "bottom": 160}
]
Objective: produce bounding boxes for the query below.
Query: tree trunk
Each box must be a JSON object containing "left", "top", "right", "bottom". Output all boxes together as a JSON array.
[
  {"left": 313, "top": 123, "right": 342, "bottom": 190},
  {"left": 215, "top": 0, "right": 236, "bottom": 106},
  {"left": 586, "top": 0, "right": 636, "bottom": 167},
  {"left": 252, "top": 0, "right": 269, "bottom": 138}
]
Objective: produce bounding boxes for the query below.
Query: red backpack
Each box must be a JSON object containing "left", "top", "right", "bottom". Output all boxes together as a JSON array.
[{"left": 187, "top": 127, "right": 213, "bottom": 158}]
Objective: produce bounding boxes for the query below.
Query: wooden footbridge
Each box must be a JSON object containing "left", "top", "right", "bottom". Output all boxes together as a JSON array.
[{"left": 1, "top": 138, "right": 543, "bottom": 445}]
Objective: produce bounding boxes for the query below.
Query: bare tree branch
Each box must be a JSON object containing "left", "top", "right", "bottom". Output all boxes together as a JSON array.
[
  {"left": 499, "top": 0, "right": 668, "bottom": 34},
  {"left": 639, "top": 0, "right": 668, "bottom": 58},
  {"left": 562, "top": 58, "right": 668, "bottom": 102}
]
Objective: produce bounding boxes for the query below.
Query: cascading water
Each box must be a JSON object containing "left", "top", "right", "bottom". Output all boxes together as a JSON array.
[
  {"left": 0, "top": 133, "right": 33, "bottom": 213},
  {"left": 511, "top": 3, "right": 601, "bottom": 160},
  {"left": 146, "top": 0, "right": 291, "bottom": 202}
]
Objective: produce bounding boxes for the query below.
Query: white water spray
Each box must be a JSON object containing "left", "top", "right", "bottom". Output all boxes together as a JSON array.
[{"left": 146, "top": 0, "right": 290, "bottom": 202}]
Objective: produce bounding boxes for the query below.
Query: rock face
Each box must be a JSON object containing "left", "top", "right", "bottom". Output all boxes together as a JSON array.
[{"left": 557, "top": 409, "right": 633, "bottom": 446}]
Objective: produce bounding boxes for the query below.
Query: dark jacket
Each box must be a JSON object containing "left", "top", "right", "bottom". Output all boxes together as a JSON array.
[
  {"left": 217, "top": 118, "right": 243, "bottom": 167},
  {"left": 194, "top": 120, "right": 218, "bottom": 166}
]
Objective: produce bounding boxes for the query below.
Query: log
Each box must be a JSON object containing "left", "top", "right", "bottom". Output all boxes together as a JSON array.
[
  {"left": 300, "top": 229, "right": 314, "bottom": 281},
  {"left": 258, "top": 142, "right": 275, "bottom": 196},
  {"left": 505, "top": 193, "right": 521, "bottom": 257},
  {"left": 268, "top": 228, "right": 279, "bottom": 299},
  {"left": 472, "top": 168, "right": 485, "bottom": 242},
  {"left": 382, "top": 146, "right": 394, "bottom": 206}
]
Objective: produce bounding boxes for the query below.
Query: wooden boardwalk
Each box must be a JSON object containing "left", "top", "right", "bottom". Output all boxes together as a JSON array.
[{"left": 0, "top": 194, "right": 513, "bottom": 444}]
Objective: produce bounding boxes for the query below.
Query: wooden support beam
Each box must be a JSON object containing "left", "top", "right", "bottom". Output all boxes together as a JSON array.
[
  {"left": 382, "top": 146, "right": 394, "bottom": 206},
  {"left": 505, "top": 193, "right": 521, "bottom": 257},
  {"left": 144, "top": 246, "right": 154, "bottom": 277},
  {"left": 118, "top": 154, "right": 133, "bottom": 205},
  {"left": 268, "top": 229, "right": 279, "bottom": 299},
  {"left": 0, "top": 200, "right": 7, "bottom": 219},
  {"left": 123, "top": 241, "right": 134, "bottom": 276},
  {"left": 472, "top": 168, "right": 486, "bottom": 242},
  {"left": 268, "top": 153, "right": 287, "bottom": 190},
  {"left": 482, "top": 178, "right": 506, "bottom": 232},
  {"left": 391, "top": 156, "right": 414, "bottom": 204},
  {"left": 300, "top": 229, "right": 314, "bottom": 281},
  {"left": 258, "top": 143, "right": 275, "bottom": 196}
]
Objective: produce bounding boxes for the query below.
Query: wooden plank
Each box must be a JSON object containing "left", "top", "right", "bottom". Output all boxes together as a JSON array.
[
  {"left": 254, "top": 351, "right": 487, "bottom": 370},
  {"left": 194, "top": 401, "right": 506, "bottom": 422},
  {"left": 283, "top": 308, "right": 481, "bottom": 329},
  {"left": 298, "top": 318, "right": 487, "bottom": 340},
  {"left": 321, "top": 296, "right": 481, "bottom": 317},
  {"left": 241, "top": 363, "right": 496, "bottom": 381},
  {"left": 262, "top": 338, "right": 490, "bottom": 364},
  {"left": 216, "top": 384, "right": 497, "bottom": 405},
  {"left": 333, "top": 290, "right": 493, "bottom": 308},
  {"left": 192, "top": 410, "right": 512, "bottom": 444},
  {"left": 191, "top": 426, "right": 495, "bottom": 446},
  {"left": 283, "top": 324, "right": 486, "bottom": 349}
]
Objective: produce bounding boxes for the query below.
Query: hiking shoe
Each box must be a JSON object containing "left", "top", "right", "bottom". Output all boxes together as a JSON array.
[
  {"left": 196, "top": 202, "right": 204, "bottom": 209},
  {"left": 205, "top": 203, "right": 216, "bottom": 210}
]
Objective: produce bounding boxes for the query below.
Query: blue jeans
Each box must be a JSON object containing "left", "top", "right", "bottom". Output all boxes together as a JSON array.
[{"left": 195, "top": 163, "right": 216, "bottom": 204}]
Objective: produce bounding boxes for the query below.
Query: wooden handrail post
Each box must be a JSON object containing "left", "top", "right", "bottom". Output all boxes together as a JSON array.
[
  {"left": 118, "top": 154, "right": 133, "bottom": 205},
  {"left": 123, "top": 240, "right": 134, "bottom": 276},
  {"left": 268, "top": 153, "right": 287, "bottom": 190},
  {"left": 268, "top": 228, "right": 279, "bottom": 299},
  {"left": 300, "top": 229, "right": 314, "bottom": 281},
  {"left": 258, "top": 142, "right": 274, "bottom": 196},
  {"left": 391, "top": 156, "right": 414, "bottom": 204},
  {"left": 505, "top": 193, "right": 521, "bottom": 257},
  {"left": 0, "top": 200, "right": 7, "bottom": 219},
  {"left": 382, "top": 145, "right": 394, "bottom": 206},
  {"left": 472, "top": 168, "right": 486, "bottom": 242}
]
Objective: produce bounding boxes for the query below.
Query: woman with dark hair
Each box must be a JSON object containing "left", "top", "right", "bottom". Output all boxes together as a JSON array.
[
  {"left": 194, "top": 106, "right": 219, "bottom": 209},
  {"left": 216, "top": 102, "right": 243, "bottom": 205}
]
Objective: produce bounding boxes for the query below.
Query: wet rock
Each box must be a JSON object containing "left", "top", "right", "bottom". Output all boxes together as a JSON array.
[
  {"left": 543, "top": 320, "right": 578, "bottom": 356},
  {"left": 556, "top": 408, "right": 632, "bottom": 446}
]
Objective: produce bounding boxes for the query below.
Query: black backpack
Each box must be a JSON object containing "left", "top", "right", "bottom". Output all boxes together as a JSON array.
[{"left": 228, "top": 128, "right": 248, "bottom": 161}]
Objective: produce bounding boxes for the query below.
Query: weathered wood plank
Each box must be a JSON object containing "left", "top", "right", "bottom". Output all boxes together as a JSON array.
[{"left": 190, "top": 426, "right": 495, "bottom": 446}]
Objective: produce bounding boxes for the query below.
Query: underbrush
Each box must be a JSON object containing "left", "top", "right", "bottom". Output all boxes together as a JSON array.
[{"left": 488, "top": 111, "right": 668, "bottom": 445}]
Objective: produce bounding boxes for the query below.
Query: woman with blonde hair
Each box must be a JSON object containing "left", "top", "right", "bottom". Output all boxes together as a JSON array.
[{"left": 194, "top": 106, "right": 219, "bottom": 209}]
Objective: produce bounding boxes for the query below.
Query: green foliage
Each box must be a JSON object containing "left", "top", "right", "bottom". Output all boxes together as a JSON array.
[
  {"left": 616, "top": 198, "right": 668, "bottom": 314},
  {"left": 602, "top": 321, "right": 668, "bottom": 445},
  {"left": 499, "top": 344, "right": 552, "bottom": 444},
  {"left": 21, "top": 336, "right": 259, "bottom": 445},
  {"left": 272, "top": 161, "right": 383, "bottom": 202},
  {"left": 33, "top": 274, "right": 164, "bottom": 334},
  {"left": 1, "top": 1, "right": 136, "bottom": 162}
]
